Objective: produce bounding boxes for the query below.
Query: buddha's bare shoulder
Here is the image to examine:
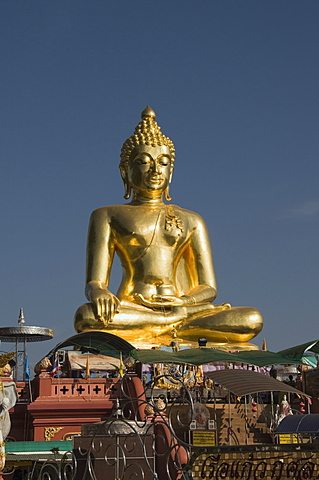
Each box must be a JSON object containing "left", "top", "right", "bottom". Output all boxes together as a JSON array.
[
  {"left": 173, "top": 204, "right": 207, "bottom": 227},
  {"left": 90, "top": 204, "right": 133, "bottom": 218},
  {"left": 90, "top": 204, "right": 207, "bottom": 227}
]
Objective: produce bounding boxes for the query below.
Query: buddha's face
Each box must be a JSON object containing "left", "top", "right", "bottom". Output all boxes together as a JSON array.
[{"left": 127, "top": 145, "right": 172, "bottom": 197}]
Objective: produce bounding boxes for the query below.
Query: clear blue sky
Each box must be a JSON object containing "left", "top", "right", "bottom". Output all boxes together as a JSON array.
[{"left": 1, "top": 1, "right": 318, "bottom": 370}]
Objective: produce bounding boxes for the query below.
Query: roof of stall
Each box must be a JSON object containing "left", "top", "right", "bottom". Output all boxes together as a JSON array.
[
  {"left": 45, "top": 334, "right": 319, "bottom": 367},
  {"left": 132, "top": 348, "right": 299, "bottom": 367},
  {"left": 46, "top": 331, "right": 135, "bottom": 359},
  {"left": 276, "top": 415, "right": 319, "bottom": 434},
  {"left": 205, "top": 369, "right": 307, "bottom": 397},
  {"left": 278, "top": 340, "right": 319, "bottom": 358}
]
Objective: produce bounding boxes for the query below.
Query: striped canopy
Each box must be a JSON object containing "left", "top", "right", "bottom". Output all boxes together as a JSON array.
[{"left": 205, "top": 368, "right": 306, "bottom": 397}]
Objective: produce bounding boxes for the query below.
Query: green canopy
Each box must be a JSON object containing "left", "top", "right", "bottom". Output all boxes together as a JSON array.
[
  {"left": 5, "top": 441, "right": 73, "bottom": 463},
  {"left": 232, "top": 350, "right": 298, "bottom": 367},
  {"left": 46, "top": 331, "right": 135, "bottom": 359},
  {"left": 133, "top": 348, "right": 236, "bottom": 365},
  {"left": 45, "top": 333, "right": 319, "bottom": 368},
  {"left": 132, "top": 347, "right": 296, "bottom": 367},
  {"left": 279, "top": 340, "right": 319, "bottom": 358}
]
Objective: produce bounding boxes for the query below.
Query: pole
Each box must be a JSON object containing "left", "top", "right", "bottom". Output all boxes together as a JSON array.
[
  {"left": 228, "top": 389, "right": 232, "bottom": 445},
  {"left": 15, "top": 338, "right": 18, "bottom": 382},
  {"left": 23, "top": 336, "right": 27, "bottom": 382},
  {"left": 244, "top": 396, "right": 248, "bottom": 445}
]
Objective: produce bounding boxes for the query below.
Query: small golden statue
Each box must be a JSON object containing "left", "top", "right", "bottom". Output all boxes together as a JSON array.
[
  {"left": 34, "top": 357, "right": 52, "bottom": 375},
  {"left": 74, "top": 107, "right": 263, "bottom": 348},
  {"left": 0, "top": 352, "right": 15, "bottom": 377}
]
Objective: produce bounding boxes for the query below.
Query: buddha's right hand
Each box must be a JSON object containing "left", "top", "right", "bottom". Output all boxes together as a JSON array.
[{"left": 85, "top": 281, "right": 120, "bottom": 325}]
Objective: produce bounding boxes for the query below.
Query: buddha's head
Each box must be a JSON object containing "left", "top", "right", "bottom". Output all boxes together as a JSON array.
[{"left": 120, "top": 107, "right": 175, "bottom": 200}]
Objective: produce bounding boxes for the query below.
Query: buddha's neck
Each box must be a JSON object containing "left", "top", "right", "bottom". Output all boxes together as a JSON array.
[{"left": 131, "top": 192, "right": 164, "bottom": 206}]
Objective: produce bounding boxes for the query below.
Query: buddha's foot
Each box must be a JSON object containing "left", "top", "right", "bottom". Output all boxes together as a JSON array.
[
  {"left": 174, "top": 306, "right": 263, "bottom": 344},
  {"left": 106, "top": 307, "right": 263, "bottom": 349},
  {"left": 127, "top": 333, "right": 261, "bottom": 350}
]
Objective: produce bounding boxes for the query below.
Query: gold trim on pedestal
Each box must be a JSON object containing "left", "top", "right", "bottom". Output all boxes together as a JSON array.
[{"left": 44, "top": 427, "right": 63, "bottom": 441}]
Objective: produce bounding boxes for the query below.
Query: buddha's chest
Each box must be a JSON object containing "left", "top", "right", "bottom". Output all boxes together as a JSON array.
[{"left": 110, "top": 207, "right": 187, "bottom": 249}]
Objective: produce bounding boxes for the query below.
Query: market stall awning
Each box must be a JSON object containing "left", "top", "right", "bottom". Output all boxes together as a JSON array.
[
  {"left": 231, "top": 350, "right": 297, "bottom": 367},
  {"left": 133, "top": 348, "right": 297, "bottom": 367},
  {"left": 133, "top": 348, "right": 237, "bottom": 365},
  {"left": 46, "top": 331, "right": 135, "bottom": 359},
  {"left": 276, "top": 415, "right": 319, "bottom": 434},
  {"left": 205, "top": 369, "right": 306, "bottom": 397},
  {"left": 279, "top": 340, "right": 319, "bottom": 359}
]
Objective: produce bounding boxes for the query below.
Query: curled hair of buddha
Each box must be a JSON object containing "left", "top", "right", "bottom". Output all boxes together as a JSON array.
[{"left": 120, "top": 106, "right": 176, "bottom": 170}]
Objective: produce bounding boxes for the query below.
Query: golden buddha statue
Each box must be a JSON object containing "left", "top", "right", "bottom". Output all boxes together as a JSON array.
[{"left": 74, "top": 107, "right": 263, "bottom": 348}]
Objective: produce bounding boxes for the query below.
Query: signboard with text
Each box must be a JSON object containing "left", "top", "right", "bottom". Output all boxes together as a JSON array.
[{"left": 192, "top": 430, "right": 216, "bottom": 446}]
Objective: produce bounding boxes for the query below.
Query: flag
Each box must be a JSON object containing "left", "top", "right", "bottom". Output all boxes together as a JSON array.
[
  {"left": 24, "top": 356, "right": 30, "bottom": 380},
  {"left": 50, "top": 354, "right": 60, "bottom": 377}
]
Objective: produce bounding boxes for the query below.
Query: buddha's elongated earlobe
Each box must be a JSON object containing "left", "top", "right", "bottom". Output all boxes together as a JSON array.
[
  {"left": 120, "top": 165, "right": 132, "bottom": 199},
  {"left": 164, "top": 170, "right": 173, "bottom": 201},
  {"left": 164, "top": 185, "right": 172, "bottom": 202},
  {"left": 123, "top": 182, "right": 132, "bottom": 200}
]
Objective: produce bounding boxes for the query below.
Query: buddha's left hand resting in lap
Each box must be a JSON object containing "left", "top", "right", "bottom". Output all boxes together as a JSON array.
[{"left": 74, "top": 107, "right": 263, "bottom": 346}]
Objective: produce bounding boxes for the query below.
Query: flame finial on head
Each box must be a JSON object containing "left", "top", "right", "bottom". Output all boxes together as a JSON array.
[{"left": 141, "top": 106, "right": 156, "bottom": 120}]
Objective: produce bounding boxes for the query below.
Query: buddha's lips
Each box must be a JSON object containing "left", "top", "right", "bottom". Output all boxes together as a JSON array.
[{"left": 147, "top": 175, "right": 162, "bottom": 184}]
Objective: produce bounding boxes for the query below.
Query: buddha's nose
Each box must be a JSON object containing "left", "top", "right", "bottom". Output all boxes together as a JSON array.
[{"left": 150, "top": 161, "right": 160, "bottom": 173}]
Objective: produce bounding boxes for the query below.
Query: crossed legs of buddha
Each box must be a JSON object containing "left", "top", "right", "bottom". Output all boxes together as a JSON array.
[{"left": 74, "top": 300, "right": 263, "bottom": 344}]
